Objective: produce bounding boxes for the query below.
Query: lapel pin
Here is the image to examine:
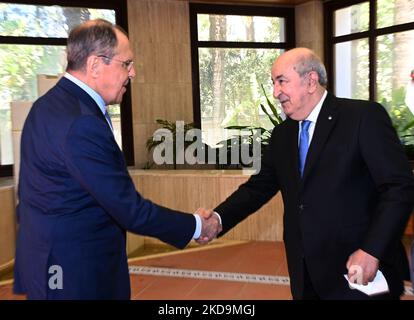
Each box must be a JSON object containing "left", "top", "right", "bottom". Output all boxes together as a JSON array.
[{"left": 328, "top": 116, "right": 333, "bottom": 120}]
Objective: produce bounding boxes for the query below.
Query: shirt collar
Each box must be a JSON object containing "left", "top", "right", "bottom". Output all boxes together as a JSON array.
[
  {"left": 64, "top": 72, "right": 107, "bottom": 115},
  {"left": 306, "top": 90, "right": 327, "bottom": 123}
]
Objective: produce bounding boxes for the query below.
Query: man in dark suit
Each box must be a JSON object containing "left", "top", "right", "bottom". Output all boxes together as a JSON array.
[
  {"left": 212, "top": 48, "right": 414, "bottom": 299},
  {"left": 13, "top": 19, "right": 220, "bottom": 300}
]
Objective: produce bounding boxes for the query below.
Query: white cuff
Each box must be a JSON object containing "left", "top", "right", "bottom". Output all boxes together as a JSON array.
[{"left": 193, "top": 214, "right": 202, "bottom": 239}]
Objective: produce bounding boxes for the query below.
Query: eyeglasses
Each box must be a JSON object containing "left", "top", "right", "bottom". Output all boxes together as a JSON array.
[{"left": 98, "top": 55, "right": 134, "bottom": 71}]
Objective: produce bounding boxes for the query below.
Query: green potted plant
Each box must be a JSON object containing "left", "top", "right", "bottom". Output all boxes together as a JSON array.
[
  {"left": 381, "top": 86, "right": 414, "bottom": 162},
  {"left": 145, "top": 119, "right": 196, "bottom": 169},
  {"left": 217, "top": 84, "right": 284, "bottom": 168}
]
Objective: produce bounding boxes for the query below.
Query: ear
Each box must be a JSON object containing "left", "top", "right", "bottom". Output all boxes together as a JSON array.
[
  {"left": 86, "top": 55, "right": 101, "bottom": 79},
  {"left": 307, "top": 71, "right": 319, "bottom": 93}
]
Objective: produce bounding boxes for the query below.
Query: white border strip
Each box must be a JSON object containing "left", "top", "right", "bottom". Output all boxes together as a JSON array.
[
  {"left": 129, "top": 266, "right": 413, "bottom": 296},
  {"left": 129, "top": 265, "right": 290, "bottom": 285}
]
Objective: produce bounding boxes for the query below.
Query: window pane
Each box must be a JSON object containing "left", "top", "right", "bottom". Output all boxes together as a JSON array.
[
  {"left": 334, "top": 2, "right": 369, "bottom": 37},
  {"left": 199, "top": 47, "right": 281, "bottom": 146},
  {"left": 334, "top": 40, "right": 369, "bottom": 100},
  {"left": 377, "top": 0, "right": 414, "bottom": 29},
  {"left": 107, "top": 104, "right": 122, "bottom": 149},
  {"left": 0, "top": 45, "right": 66, "bottom": 165},
  {"left": 0, "top": 3, "right": 115, "bottom": 37},
  {"left": 0, "top": 108, "right": 12, "bottom": 165},
  {"left": 377, "top": 30, "right": 414, "bottom": 145},
  {"left": 197, "top": 14, "right": 285, "bottom": 42}
]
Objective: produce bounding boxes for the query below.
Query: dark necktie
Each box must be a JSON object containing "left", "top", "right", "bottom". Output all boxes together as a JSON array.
[
  {"left": 299, "top": 120, "right": 311, "bottom": 177},
  {"left": 104, "top": 110, "right": 113, "bottom": 131}
]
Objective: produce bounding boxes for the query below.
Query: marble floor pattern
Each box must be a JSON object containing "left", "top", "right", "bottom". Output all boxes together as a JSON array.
[{"left": 0, "top": 240, "right": 412, "bottom": 300}]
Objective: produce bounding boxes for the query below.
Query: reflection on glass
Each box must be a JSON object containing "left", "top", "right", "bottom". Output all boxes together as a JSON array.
[
  {"left": 197, "top": 14, "right": 284, "bottom": 42},
  {"left": 377, "top": 0, "right": 414, "bottom": 29},
  {"left": 334, "top": 40, "right": 369, "bottom": 100},
  {"left": 0, "top": 3, "right": 115, "bottom": 37},
  {"left": 0, "top": 45, "right": 66, "bottom": 101},
  {"left": 377, "top": 30, "right": 414, "bottom": 144},
  {"left": 198, "top": 47, "right": 281, "bottom": 146},
  {"left": 334, "top": 2, "right": 369, "bottom": 37},
  {"left": 107, "top": 104, "right": 122, "bottom": 148},
  {"left": 0, "top": 106, "right": 12, "bottom": 165},
  {"left": 0, "top": 45, "right": 66, "bottom": 165},
  {"left": 0, "top": 44, "right": 123, "bottom": 166},
  {"left": 0, "top": 4, "right": 119, "bottom": 165}
]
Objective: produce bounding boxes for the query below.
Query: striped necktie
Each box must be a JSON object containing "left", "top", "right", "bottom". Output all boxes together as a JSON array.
[{"left": 104, "top": 110, "right": 113, "bottom": 131}]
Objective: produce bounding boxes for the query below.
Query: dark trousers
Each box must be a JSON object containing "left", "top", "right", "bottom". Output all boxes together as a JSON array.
[{"left": 300, "top": 261, "right": 320, "bottom": 300}]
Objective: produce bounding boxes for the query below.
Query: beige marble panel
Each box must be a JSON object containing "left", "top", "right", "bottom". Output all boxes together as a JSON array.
[
  {"left": 133, "top": 44, "right": 156, "bottom": 84},
  {"left": 10, "top": 101, "right": 33, "bottom": 195},
  {"left": 128, "top": 0, "right": 193, "bottom": 166},
  {"left": 127, "top": 232, "right": 145, "bottom": 256},
  {"left": 11, "top": 132, "right": 21, "bottom": 188},
  {"left": 168, "top": 1, "right": 190, "bottom": 44},
  {"left": 10, "top": 102, "right": 32, "bottom": 132},
  {"left": 37, "top": 74, "right": 62, "bottom": 97},
  {"left": 128, "top": 169, "right": 284, "bottom": 246},
  {"left": 295, "top": 0, "right": 324, "bottom": 60},
  {"left": 0, "top": 184, "right": 16, "bottom": 270}
]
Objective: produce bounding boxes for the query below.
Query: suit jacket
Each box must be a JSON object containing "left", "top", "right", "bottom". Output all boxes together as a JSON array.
[
  {"left": 14, "top": 77, "right": 195, "bottom": 299},
  {"left": 216, "top": 93, "right": 414, "bottom": 299}
]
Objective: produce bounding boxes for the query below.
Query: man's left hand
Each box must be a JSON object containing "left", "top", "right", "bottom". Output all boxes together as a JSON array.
[{"left": 346, "top": 249, "right": 379, "bottom": 285}]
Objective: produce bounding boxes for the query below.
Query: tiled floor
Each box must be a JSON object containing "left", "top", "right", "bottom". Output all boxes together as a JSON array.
[
  {"left": 128, "top": 241, "right": 291, "bottom": 300},
  {"left": 0, "top": 240, "right": 412, "bottom": 300}
]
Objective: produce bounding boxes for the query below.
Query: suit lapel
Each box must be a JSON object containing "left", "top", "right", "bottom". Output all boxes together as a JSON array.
[{"left": 302, "top": 93, "right": 339, "bottom": 181}]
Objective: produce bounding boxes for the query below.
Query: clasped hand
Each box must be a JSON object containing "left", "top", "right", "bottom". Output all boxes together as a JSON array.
[{"left": 195, "top": 207, "right": 222, "bottom": 245}]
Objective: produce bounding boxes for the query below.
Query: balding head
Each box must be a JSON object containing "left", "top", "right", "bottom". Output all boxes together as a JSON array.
[{"left": 277, "top": 48, "right": 327, "bottom": 87}]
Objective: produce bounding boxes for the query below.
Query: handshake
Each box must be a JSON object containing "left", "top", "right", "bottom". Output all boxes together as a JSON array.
[{"left": 194, "top": 208, "right": 223, "bottom": 245}]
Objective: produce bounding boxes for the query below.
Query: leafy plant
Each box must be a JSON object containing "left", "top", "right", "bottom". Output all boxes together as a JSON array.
[
  {"left": 259, "top": 83, "right": 284, "bottom": 127},
  {"left": 215, "top": 125, "right": 270, "bottom": 169},
  {"left": 381, "top": 86, "right": 414, "bottom": 160},
  {"left": 145, "top": 119, "right": 196, "bottom": 169},
  {"left": 217, "top": 84, "right": 284, "bottom": 168},
  {"left": 383, "top": 87, "right": 414, "bottom": 138}
]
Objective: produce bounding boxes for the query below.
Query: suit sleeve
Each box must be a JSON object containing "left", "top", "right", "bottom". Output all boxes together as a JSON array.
[
  {"left": 63, "top": 116, "right": 195, "bottom": 249},
  {"left": 215, "top": 129, "right": 281, "bottom": 235},
  {"left": 359, "top": 102, "right": 414, "bottom": 262}
]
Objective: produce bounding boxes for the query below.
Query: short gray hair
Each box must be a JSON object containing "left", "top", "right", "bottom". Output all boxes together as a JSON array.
[
  {"left": 294, "top": 51, "right": 328, "bottom": 87},
  {"left": 66, "top": 19, "right": 127, "bottom": 71}
]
